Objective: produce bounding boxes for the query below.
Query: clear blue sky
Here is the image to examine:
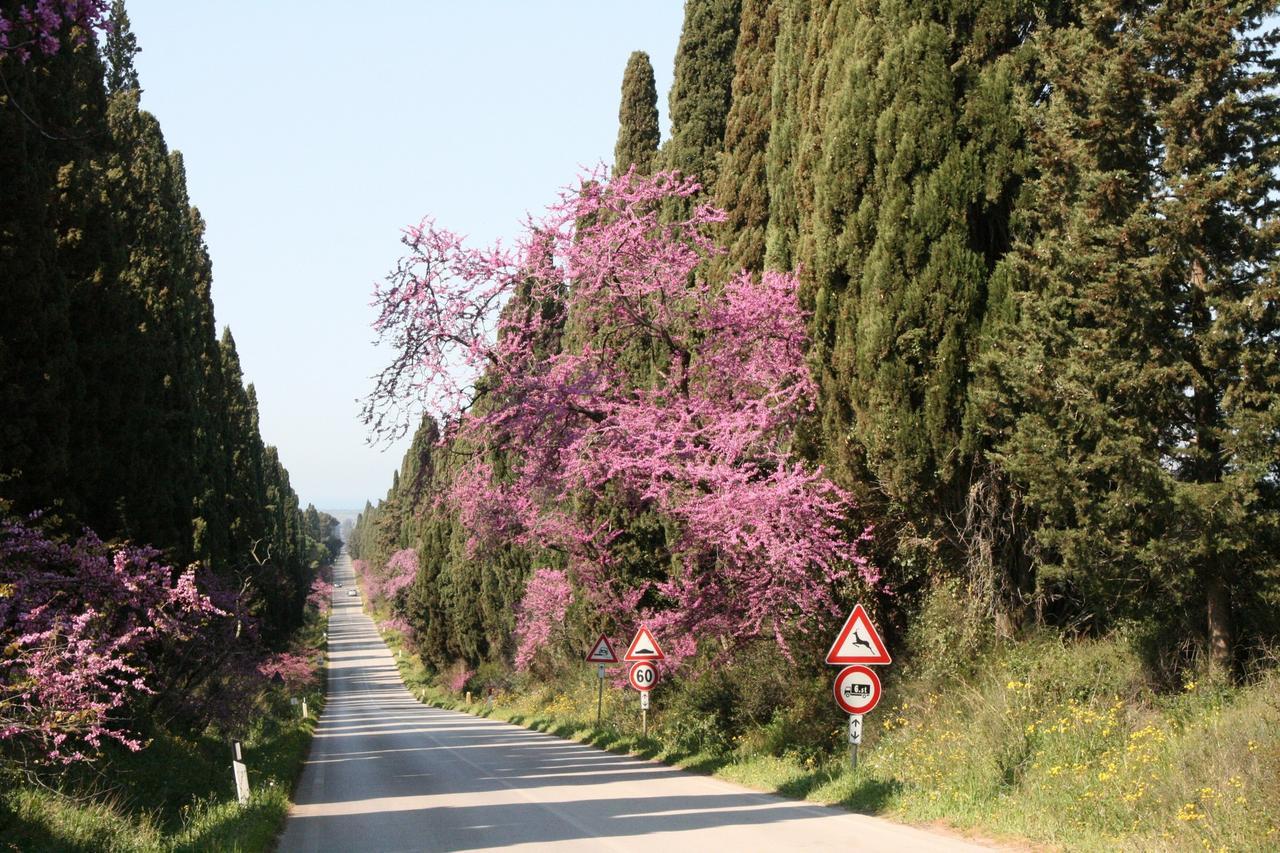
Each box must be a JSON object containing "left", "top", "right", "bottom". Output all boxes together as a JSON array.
[{"left": 127, "top": 1, "right": 685, "bottom": 511}]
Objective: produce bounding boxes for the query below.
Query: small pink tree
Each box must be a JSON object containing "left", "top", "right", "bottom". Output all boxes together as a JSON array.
[
  {"left": 306, "top": 576, "right": 334, "bottom": 615},
  {"left": 513, "top": 568, "right": 573, "bottom": 671},
  {"left": 366, "top": 169, "right": 876, "bottom": 664}
]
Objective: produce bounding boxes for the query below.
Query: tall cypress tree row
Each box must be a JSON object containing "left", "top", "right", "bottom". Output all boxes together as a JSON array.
[
  {"left": 1, "top": 12, "right": 319, "bottom": 641},
  {"left": 613, "top": 51, "right": 660, "bottom": 176}
]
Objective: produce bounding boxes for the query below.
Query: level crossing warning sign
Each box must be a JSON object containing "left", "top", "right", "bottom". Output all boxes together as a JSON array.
[{"left": 825, "top": 603, "right": 891, "bottom": 665}]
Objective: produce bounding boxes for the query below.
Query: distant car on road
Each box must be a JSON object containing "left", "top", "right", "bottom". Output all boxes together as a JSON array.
[
  {"left": 335, "top": 582, "right": 342, "bottom": 588},
  {"left": 347, "top": 589, "right": 358, "bottom": 597}
]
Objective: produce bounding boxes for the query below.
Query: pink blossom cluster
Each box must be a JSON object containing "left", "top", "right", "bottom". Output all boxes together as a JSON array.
[
  {"left": 443, "top": 663, "right": 474, "bottom": 694},
  {"left": 0, "top": 517, "right": 224, "bottom": 763},
  {"left": 306, "top": 576, "right": 334, "bottom": 615},
  {"left": 513, "top": 568, "right": 572, "bottom": 671},
  {"left": 256, "top": 650, "right": 321, "bottom": 692},
  {"left": 355, "top": 549, "right": 418, "bottom": 610},
  {"left": 0, "top": 0, "right": 108, "bottom": 62},
  {"left": 368, "top": 168, "right": 877, "bottom": 665}
]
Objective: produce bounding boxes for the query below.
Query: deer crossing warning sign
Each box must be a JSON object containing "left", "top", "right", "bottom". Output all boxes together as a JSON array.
[{"left": 825, "top": 603, "right": 891, "bottom": 666}]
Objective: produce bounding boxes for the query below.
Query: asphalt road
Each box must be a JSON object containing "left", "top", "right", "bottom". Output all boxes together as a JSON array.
[{"left": 277, "top": 552, "right": 995, "bottom": 852}]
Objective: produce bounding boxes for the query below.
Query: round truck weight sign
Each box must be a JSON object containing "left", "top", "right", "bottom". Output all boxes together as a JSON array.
[
  {"left": 833, "top": 665, "right": 881, "bottom": 715},
  {"left": 628, "top": 661, "right": 657, "bottom": 692}
]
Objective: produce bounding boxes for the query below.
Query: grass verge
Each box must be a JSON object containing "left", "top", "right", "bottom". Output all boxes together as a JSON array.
[{"left": 0, "top": 615, "right": 328, "bottom": 852}]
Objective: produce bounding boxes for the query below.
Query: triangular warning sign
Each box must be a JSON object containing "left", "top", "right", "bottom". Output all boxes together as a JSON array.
[
  {"left": 585, "top": 634, "right": 619, "bottom": 664},
  {"left": 623, "top": 624, "right": 665, "bottom": 661},
  {"left": 825, "top": 604, "right": 891, "bottom": 665}
]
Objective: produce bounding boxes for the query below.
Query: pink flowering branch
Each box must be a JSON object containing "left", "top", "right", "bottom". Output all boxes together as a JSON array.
[
  {"left": 0, "top": 1, "right": 109, "bottom": 62},
  {"left": 368, "top": 168, "right": 878, "bottom": 666},
  {"left": 513, "top": 568, "right": 573, "bottom": 671}
]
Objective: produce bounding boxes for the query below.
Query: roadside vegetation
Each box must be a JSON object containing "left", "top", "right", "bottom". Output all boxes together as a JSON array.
[{"left": 0, "top": 609, "right": 327, "bottom": 853}]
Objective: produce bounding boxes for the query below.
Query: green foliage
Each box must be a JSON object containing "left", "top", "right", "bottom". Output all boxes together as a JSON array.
[
  {"left": 977, "top": 0, "right": 1280, "bottom": 668},
  {"left": 712, "top": 0, "right": 778, "bottom": 274},
  {"left": 0, "top": 14, "right": 322, "bottom": 640},
  {"left": 104, "top": 0, "right": 140, "bottom": 94},
  {"left": 613, "top": 51, "right": 660, "bottom": 175},
  {"left": 661, "top": 0, "right": 741, "bottom": 189}
]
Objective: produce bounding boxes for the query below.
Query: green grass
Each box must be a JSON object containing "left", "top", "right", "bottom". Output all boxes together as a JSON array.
[
  {"left": 377, "top": 621, "right": 1280, "bottom": 852},
  {"left": 0, "top": 615, "right": 328, "bottom": 853}
]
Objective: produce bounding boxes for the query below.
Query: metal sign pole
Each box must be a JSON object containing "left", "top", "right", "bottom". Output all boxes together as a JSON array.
[
  {"left": 596, "top": 664, "right": 604, "bottom": 727},
  {"left": 642, "top": 706, "right": 648, "bottom": 739}
]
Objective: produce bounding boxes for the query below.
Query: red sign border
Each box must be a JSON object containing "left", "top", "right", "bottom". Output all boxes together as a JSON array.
[
  {"left": 628, "top": 661, "right": 657, "bottom": 692},
  {"left": 585, "top": 634, "right": 620, "bottom": 664},
  {"left": 825, "top": 603, "right": 892, "bottom": 665},
  {"left": 623, "top": 624, "right": 666, "bottom": 662},
  {"left": 833, "top": 664, "right": 882, "bottom": 714}
]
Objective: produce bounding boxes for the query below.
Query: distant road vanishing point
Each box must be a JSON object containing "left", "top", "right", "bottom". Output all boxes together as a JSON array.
[{"left": 277, "top": 554, "right": 996, "bottom": 852}]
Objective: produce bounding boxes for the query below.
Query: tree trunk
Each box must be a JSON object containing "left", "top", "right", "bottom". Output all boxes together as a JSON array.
[{"left": 1205, "top": 567, "right": 1232, "bottom": 678}]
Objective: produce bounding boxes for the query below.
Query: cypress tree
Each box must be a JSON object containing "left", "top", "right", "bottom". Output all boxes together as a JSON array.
[
  {"left": 982, "top": 1, "right": 1280, "bottom": 671},
  {"left": 613, "top": 51, "right": 660, "bottom": 176},
  {"left": 661, "top": 0, "right": 742, "bottom": 188},
  {"left": 713, "top": 0, "right": 779, "bottom": 274},
  {"left": 104, "top": 0, "right": 141, "bottom": 94},
  {"left": 788, "top": 0, "right": 1043, "bottom": 618}
]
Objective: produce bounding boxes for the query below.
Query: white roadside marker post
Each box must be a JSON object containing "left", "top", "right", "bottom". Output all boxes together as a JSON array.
[{"left": 231, "top": 740, "right": 250, "bottom": 806}]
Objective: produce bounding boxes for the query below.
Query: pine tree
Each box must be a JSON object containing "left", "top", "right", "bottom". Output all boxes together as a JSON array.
[{"left": 613, "top": 51, "right": 660, "bottom": 176}]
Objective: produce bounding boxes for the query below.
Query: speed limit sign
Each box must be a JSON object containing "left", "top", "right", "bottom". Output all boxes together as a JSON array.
[{"left": 628, "top": 661, "right": 656, "bottom": 692}]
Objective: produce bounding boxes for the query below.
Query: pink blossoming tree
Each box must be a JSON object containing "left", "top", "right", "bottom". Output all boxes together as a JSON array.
[
  {"left": 0, "top": 517, "right": 224, "bottom": 763},
  {"left": 366, "top": 169, "right": 876, "bottom": 666},
  {"left": 513, "top": 568, "right": 573, "bottom": 672}
]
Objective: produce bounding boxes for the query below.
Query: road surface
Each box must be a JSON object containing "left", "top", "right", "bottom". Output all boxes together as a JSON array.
[{"left": 277, "top": 553, "right": 995, "bottom": 852}]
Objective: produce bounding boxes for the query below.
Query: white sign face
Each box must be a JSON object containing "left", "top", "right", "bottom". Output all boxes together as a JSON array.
[
  {"left": 826, "top": 604, "right": 892, "bottom": 665},
  {"left": 628, "top": 661, "right": 657, "bottom": 691},
  {"left": 597, "top": 663, "right": 606, "bottom": 679},
  {"left": 847, "top": 713, "right": 863, "bottom": 745},
  {"left": 640, "top": 691, "right": 650, "bottom": 710},
  {"left": 833, "top": 664, "right": 881, "bottom": 715}
]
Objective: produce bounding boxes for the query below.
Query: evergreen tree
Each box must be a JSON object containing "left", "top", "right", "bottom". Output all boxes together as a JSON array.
[
  {"left": 713, "top": 0, "right": 779, "bottom": 274},
  {"left": 613, "top": 51, "right": 660, "bottom": 176},
  {"left": 982, "top": 0, "right": 1280, "bottom": 671},
  {"left": 661, "top": 0, "right": 742, "bottom": 188},
  {"left": 104, "top": 0, "right": 140, "bottom": 94}
]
